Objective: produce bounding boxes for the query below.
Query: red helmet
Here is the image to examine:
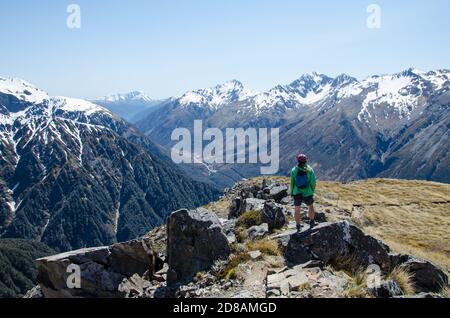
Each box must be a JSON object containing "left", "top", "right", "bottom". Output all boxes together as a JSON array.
[{"left": 296, "top": 153, "right": 308, "bottom": 164}]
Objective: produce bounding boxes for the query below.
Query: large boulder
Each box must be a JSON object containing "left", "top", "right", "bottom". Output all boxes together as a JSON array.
[
  {"left": 285, "top": 221, "right": 391, "bottom": 272},
  {"left": 166, "top": 208, "right": 230, "bottom": 285},
  {"left": 242, "top": 198, "right": 266, "bottom": 213},
  {"left": 262, "top": 200, "right": 286, "bottom": 231},
  {"left": 36, "top": 238, "right": 155, "bottom": 298},
  {"left": 268, "top": 185, "right": 288, "bottom": 202},
  {"left": 390, "top": 253, "right": 448, "bottom": 292}
]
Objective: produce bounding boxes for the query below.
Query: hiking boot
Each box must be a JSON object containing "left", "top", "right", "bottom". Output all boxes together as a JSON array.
[
  {"left": 296, "top": 223, "right": 302, "bottom": 232},
  {"left": 309, "top": 219, "right": 316, "bottom": 229}
]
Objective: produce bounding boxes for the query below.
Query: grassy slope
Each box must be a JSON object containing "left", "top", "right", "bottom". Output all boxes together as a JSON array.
[{"left": 207, "top": 177, "right": 450, "bottom": 272}]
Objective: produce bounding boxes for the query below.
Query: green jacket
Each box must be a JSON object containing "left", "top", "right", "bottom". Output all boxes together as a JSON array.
[{"left": 290, "top": 165, "right": 316, "bottom": 197}]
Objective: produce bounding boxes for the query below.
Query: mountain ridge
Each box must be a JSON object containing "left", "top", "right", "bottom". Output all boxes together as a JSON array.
[
  {"left": 134, "top": 68, "right": 449, "bottom": 186},
  {"left": 0, "top": 78, "right": 220, "bottom": 252}
]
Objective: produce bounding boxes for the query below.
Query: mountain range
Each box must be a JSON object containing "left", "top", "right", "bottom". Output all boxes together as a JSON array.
[
  {"left": 134, "top": 68, "right": 450, "bottom": 186},
  {"left": 0, "top": 78, "right": 219, "bottom": 252},
  {"left": 92, "top": 91, "right": 166, "bottom": 122}
]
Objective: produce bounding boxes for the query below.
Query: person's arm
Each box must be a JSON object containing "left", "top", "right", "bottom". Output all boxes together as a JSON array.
[
  {"left": 310, "top": 169, "right": 316, "bottom": 193},
  {"left": 290, "top": 169, "right": 295, "bottom": 196}
]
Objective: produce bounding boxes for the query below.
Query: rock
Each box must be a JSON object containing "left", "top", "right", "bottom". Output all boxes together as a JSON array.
[
  {"left": 267, "top": 289, "right": 281, "bottom": 297},
  {"left": 228, "top": 197, "right": 243, "bottom": 219},
  {"left": 269, "top": 185, "right": 288, "bottom": 202},
  {"left": 390, "top": 254, "right": 448, "bottom": 292},
  {"left": 232, "top": 290, "right": 254, "bottom": 298},
  {"left": 24, "top": 285, "right": 44, "bottom": 298},
  {"left": 294, "top": 260, "right": 325, "bottom": 270},
  {"left": 36, "top": 237, "right": 155, "bottom": 298},
  {"left": 246, "top": 223, "right": 269, "bottom": 240},
  {"left": 220, "top": 218, "right": 237, "bottom": 244},
  {"left": 285, "top": 221, "right": 391, "bottom": 272},
  {"left": 262, "top": 200, "right": 286, "bottom": 231},
  {"left": 166, "top": 208, "right": 231, "bottom": 285},
  {"left": 369, "top": 280, "right": 403, "bottom": 298},
  {"left": 242, "top": 198, "right": 266, "bottom": 213},
  {"left": 303, "top": 212, "right": 327, "bottom": 223},
  {"left": 266, "top": 267, "right": 310, "bottom": 297},
  {"left": 280, "top": 197, "right": 293, "bottom": 206},
  {"left": 118, "top": 274, "right": 153, "bottom": 298},
  {"left": 248, "top": 250, "right": 263, "bottom": 260},
  {"left": 280, "top": 281, "right": 291, "bottom": 296},
  {"left": 395, "top": 292, "right": 445, "bottom": 299}
]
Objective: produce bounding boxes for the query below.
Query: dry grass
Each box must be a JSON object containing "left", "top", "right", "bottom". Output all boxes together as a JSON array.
[
  {"left": 246, "top": 239, "right": 282, "bottom": 256},
  {"left": 344, "top": 270, "right": 370, "bottom": 298},
  {"left": 236, "top": 210, "right": 263, "bottom": 229},
  {"left": 203, "top": 198, "right": 231, "bottom": 219},
  {"left": 440, "top": 286, "right": 450, "bottom": 298},
  {"left": 216, "top": 252, "right": 251, "bottom": 280},
  {"left": 387, "top": 267, "right": 415, "bottom": 295},
  {"left": 258, "top": 177, "right": 450, "bottom": 272}
]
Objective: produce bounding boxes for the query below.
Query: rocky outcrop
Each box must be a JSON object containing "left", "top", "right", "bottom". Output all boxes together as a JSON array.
[
  {"left": 166, "top": 208, "right": 230, "bottom": 285},
  {"left": 390, "top": 253, "right": 448, "bottom": 292},
  {"left": 36, "top": 238, "right": 155, "bottom": 298},
  {"left": 285, "top": 221, "right": 391, "bottom": 272},
  {"left": 262, "top": 201, "right": 286, "bottom": 231},
  {"left": 228, "top": 180, "right": 291, "bottom": 218}
]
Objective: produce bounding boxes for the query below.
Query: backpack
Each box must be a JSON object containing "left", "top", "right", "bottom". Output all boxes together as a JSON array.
[{"left": 295, "top": 168, "right": 309, "bottom": 189}]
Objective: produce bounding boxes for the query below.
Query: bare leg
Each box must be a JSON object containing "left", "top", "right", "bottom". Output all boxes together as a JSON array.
[
  {"left": 308, "top": 204, "right": 316, "bottom": 221},
  {"left": 295, "top": 205, "right": 302, "bottom": 225}
]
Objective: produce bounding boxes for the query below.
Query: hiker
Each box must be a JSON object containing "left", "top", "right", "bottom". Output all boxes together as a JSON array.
[{"left": 290, "top": 154, "right": 317, "bottom": 232}]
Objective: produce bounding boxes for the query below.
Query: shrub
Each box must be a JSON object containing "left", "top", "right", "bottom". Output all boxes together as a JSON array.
[{"left": 236, "top": 210, "right": 262, "bottom": 229}]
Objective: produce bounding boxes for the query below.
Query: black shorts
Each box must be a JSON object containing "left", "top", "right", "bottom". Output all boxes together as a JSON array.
[{"left": 293, "top": 195, "right": 314, "bottom": 207}]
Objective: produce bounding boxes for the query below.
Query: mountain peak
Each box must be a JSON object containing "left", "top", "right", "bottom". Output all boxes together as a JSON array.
[
  {"left": 179, "top": 80, "right": 256, "bottom": 109},
  {"left": 0, "top": 77, "right": 49, "bottom": 104},
  {"left": 94, "top": 91, "right": 153, "bottom": 103}
]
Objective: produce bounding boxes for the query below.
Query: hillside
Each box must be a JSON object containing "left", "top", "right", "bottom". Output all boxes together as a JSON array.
[
  {"left": 0, "top": 77, "right": 220, "bottom": 252},
  {"left": 30, "top": 177, "right": 449, "bottom": 299},
  {"left": 135, "top": 69, "right": 450, "bottom": 186},
  {"left": 0, "top": 239, "right": 54, "bottom": 298},
  {"left": 207, "top": 177, "right": 450, "bottom": 272}
]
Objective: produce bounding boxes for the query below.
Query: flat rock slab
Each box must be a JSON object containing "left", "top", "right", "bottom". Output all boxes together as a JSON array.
[{"left": 36, "top": 238, "right": 154, "bottom": 298}]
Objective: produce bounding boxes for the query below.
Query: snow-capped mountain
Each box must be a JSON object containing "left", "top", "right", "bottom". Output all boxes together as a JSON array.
[
  {"left": 0, "top": 78, "right": 219, "bottom": 251},
  {"left": 178, "top": 80, "right": 257, "bottom": 109},
  {"left": 95, "top": 91, "right": 153, "bottom": 103},
  {"left": 135, "top": 68, "right": 449, "bottom": 186},
  {"left": 92, "top": 91, "right": 165, "bottom": 122}
]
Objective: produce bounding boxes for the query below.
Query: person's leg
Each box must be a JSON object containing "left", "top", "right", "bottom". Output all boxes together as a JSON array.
[
  {"left": 308, "top": 204, "right": 316, "bottom": 221},
  {"left": 295, "top": 205, "right": 302, "bottom": 225},
  {"left": 294, "top": 195, "right": 303, "bottom": 231}
]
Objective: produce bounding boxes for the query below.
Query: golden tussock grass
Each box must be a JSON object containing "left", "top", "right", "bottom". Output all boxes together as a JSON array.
[
  {"left": 387, "top": 267, "right": 415, "bottom": 295},
  {"left": 246, "top": 239, "right": 282, "bottom": 256},
  {"left": 267, "top": 177, "right": 450, "bottom": 272},
  {"left": 236, "top": 210, "right": 263, "bottom": 228}
]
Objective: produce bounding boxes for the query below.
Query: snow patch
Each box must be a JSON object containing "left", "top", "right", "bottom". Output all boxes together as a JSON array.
[{"left": 0, "top": 77, "right": 49, "bottom": 104}]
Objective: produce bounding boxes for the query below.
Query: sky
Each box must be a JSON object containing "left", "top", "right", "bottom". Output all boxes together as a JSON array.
[{"left": 0, "top": 0, "right": 449, "bottom": 99}]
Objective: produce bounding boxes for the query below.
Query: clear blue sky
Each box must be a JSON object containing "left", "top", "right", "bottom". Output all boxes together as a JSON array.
[{"left": 1, "top": 0, "right": 449, "bottom": 99}]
